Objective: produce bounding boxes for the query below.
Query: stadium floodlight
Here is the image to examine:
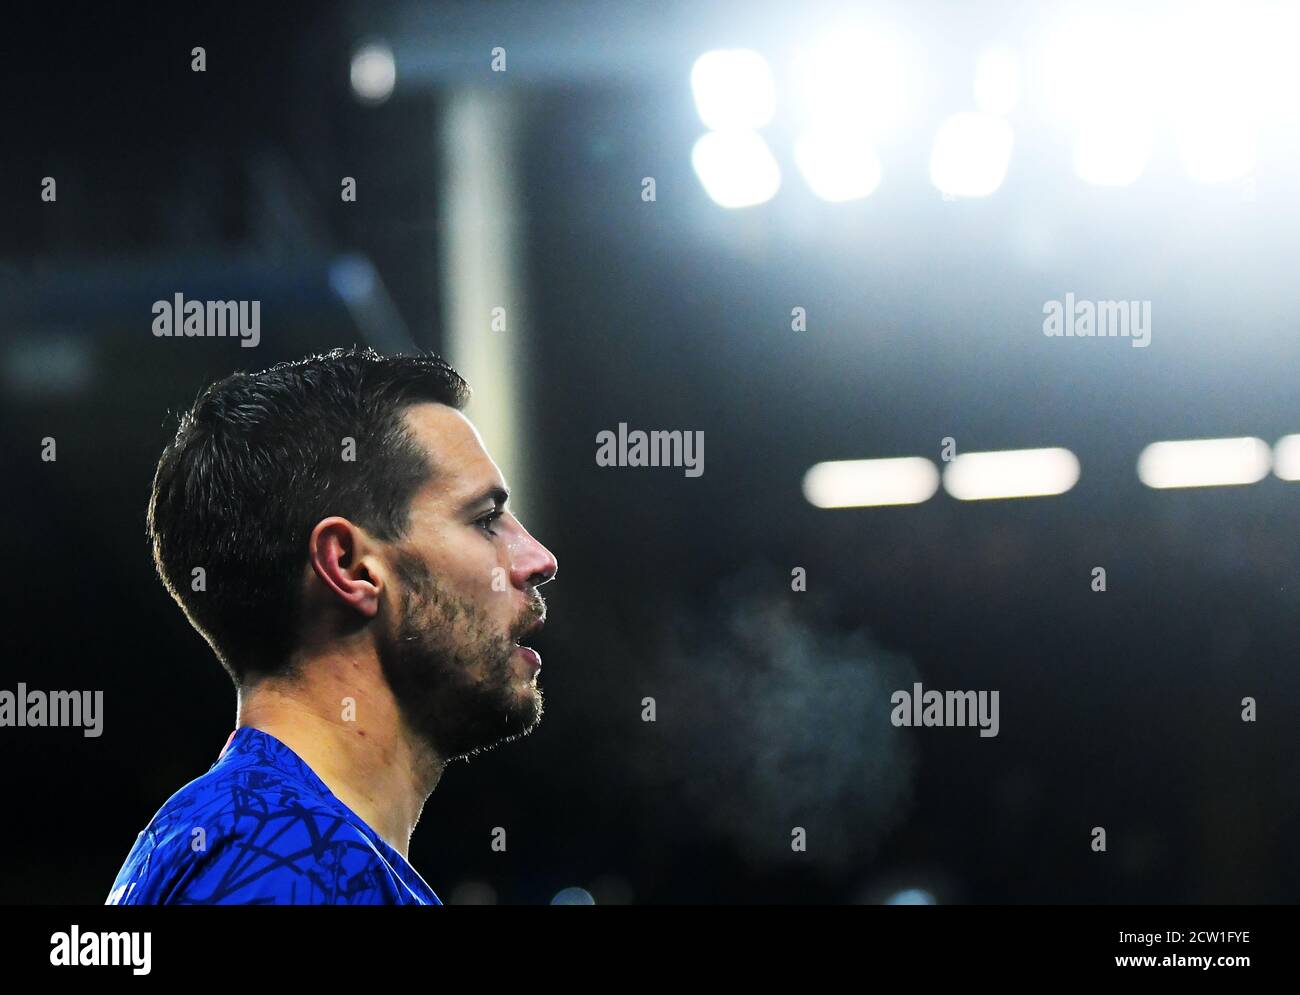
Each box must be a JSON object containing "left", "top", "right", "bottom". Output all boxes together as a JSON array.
[
  {"left": 943, "top": 447, "right": 1080, "bottom": 500},
  {"left": 802, "top": 457, "right": 940, "bottom": 508},
  {"left": 929, "top": 112, "right": 1014, "bottom": 197},
  {"left": 974, "top": 45, "right": 1020, "bottom": 117},
  {"left": 794, "top": 126, "right": 883, "bottom": 202},
  {"left": 794, "top": 27, "right": 910, "bottom": 141},
  {"left": 1042, "top": 15, "right": 1163, "bottom": 125},
  {"left": 1273, "top": 435, "right": 1300, "bottom": 480},
  {"left": 1071, "top": 115, "right": 1155, "bottom": 186},
  {"left": 691, "top": 131, "right": 781, "bottom": 208},
  {"left": 1137, "top": 437, "right": 1271, "bottom": 489},
  {"left": 691, "top": 49, "right": 777, "bottom": 132},
  {"left": 1168, "top": 6, "right": 1262, "bottom": 182},
  {"left": 1176, "top": 99, "right": 1258, "bottom": 183},
  {"left": 351, "top": 43, "right": 396, "bottom": 104},
  {"left": 1041, "top": 16, "right": 1161, "bottom": 186}
]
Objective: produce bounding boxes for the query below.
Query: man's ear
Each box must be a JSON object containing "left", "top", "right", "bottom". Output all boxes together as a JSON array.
[{"left": 307, "top": 517, "right": 384, "bottom": 619}]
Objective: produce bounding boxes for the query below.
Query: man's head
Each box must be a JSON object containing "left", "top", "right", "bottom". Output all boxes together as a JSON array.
[{"left": 148, "top": 347, "right": 558, "bottom": 760}]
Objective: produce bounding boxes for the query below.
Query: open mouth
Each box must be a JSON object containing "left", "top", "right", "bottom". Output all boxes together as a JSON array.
[
  {"left": 513, "top": 616, "right": 545, "bottom": 646},
  {"left": 512, "top": 618, "right": 545, "bottom": 669}
]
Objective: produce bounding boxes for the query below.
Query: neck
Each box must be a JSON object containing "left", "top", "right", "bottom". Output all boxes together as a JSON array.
[{"left": 234, "top": 649, "right": 444, "bottom": 859}]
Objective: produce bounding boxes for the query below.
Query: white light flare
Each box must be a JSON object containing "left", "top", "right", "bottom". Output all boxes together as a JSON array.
[
  {"left": 794, "top": 27, "right": 911, "bottom": 142},
  {"left": 691, "top": 131, "right": 781, "bottom": 208},
  {"left": 929, "top": 112, "right": 1014, "bottom": 197},
  {"left": 351, "top": 43, "right": 396, "bottom": 104},
  {"left": 690, "top": 49, "right": 777, "bottom": 131},
  {"left": 794, "top": 127, "right": 883, "bottom": 201},
  {"left": 1137, "top": 437, "right": 1271, "bottom": 489},
  {"left": 803, "top": 457, "right": 940, "bottom": 509},
  {"left": 974, "top": 45, "right": 1020, "bottom": 116},
  {"left": 943, "top": 447, "right": 1080, "bottom": 501},
  {"left": 1041, "top": 16, "right": 1162, "bottom": 186},
  {"left": 1274, "top": 435, "right": 1300, "bottom": 481}
]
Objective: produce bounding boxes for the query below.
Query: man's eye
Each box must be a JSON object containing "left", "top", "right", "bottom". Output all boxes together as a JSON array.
[{"left": 476, "top": 511, "right": 503, "bottom": 535}]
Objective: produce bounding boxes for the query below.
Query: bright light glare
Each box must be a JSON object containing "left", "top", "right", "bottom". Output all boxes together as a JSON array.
[
  {"left": 1178, "top": 110, "right": 1257, "bottom": 182},
  {"left": 929, "top": 113, "right": 1014, "bottom": 197},
  {"left": 351, "top": 43, "right": 396, "bottom": 103},
  {"left": 1260, "top": 3, "right": 1300, "bottom": 123},
  {"left": 550, "top": 887, "right": 595, "bottom": 905},
  {"left": 794, "top": 127, "right": 883, "bottom": 201},
  {"left": 1042, "top": 17, "right": 1165, "bottom": 126},
  {"left": 690, "top": 50, "right": 777, "bottom": 131},
  {"left": 691, "top": 131, "right": 781, "bottom": 208},
  {"left": 803, "top": 457, "right": 940, "bottom": 508},
  {"left": 1137, "top": 437, "right": 1271, "bottom": 489},
  {"left": 1169, "top": 10, "right": 1261, "bottom": 182},
  {"left": 1045, "top": 8, "right": 1271, "bottom": 186},
  {"left": 974, "top": 45, "right": 1020, "bottom": 116},
  {"left": 943, "top": 448, "right": 1080, "bottom": 501},
  {"left": 1042, "top": 17, "right": 1162, "bottom": 186},
  {"left": 1273, "top": 435, "right": 1300, "bottom": 480},
  {"left": 885, "top": 889, "right": 937, "bottom": 905},
  {"left": 795, "top": 28, "right": 909, "bottom": 140},
  {"left": 1072, "top": 116, "right": 1154, "bottom": 186}
]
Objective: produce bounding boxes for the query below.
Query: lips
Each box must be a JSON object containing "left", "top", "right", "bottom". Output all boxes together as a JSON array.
[{"left": 512, "top": 613, "right": 544, "bottom": 671}]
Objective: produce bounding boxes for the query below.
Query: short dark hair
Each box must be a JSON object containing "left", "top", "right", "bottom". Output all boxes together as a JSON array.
[{"left": 147, "top": 346, "right": 471, "bottom": 685}]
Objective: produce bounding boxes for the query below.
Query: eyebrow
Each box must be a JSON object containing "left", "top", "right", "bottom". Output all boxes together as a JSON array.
[{"left": 458, "top": 485, "right": 509, "bottom": 517}]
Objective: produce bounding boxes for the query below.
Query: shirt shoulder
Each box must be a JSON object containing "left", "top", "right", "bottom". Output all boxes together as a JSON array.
[{"left": 108, "top": 734, "right": 440, "bottom": 905}]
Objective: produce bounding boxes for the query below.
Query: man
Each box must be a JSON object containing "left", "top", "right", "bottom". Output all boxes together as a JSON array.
[{"left": 106, "top": 346, "right": 558, "bottom": 904}]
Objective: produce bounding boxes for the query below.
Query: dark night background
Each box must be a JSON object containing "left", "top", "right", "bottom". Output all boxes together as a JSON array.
[{"left": 1, "top": 1, "right": 1297, "bottom": 903}]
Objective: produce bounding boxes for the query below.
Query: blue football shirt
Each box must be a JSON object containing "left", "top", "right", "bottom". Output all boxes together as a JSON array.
[{"left": 107, "top": 726, "right": 442, "bottom": 905}]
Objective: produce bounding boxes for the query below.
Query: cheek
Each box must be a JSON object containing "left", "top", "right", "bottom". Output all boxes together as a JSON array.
[{"left": 434, "top": 537, "right": 507, "bottom": 601}]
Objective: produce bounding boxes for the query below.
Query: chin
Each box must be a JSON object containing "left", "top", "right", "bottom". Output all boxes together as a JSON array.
[{"left": 518, "top": 689, "right": 544, "bottom": 729}]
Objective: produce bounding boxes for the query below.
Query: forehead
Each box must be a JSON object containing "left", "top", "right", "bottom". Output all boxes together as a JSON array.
[{"left": 400, "top": 403, "right": 504, "bottom": 505}]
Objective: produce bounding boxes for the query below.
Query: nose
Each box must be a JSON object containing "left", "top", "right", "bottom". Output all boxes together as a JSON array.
[{"left": 509, "top": 524, "right": 558, "bottom": 591}]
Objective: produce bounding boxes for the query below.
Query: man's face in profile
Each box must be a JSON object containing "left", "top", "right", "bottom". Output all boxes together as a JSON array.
[{"left": 376, "top": 403, "right": 557, "bottom": 761}]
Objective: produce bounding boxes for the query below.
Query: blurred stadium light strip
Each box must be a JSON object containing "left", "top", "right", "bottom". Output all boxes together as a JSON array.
[
  {"left": 802, "top": 457, "right": 940, "bottom": 508},
  {"left": 943, "top": 447, "right": 1080, "bottom": 501},
  {"left": 440, "top": 88, "right": 530, "bottom": 506},
  {"left": 1272, "top": 436, "right": 1300, "bottom": 481},
  {"left": 1137, "top": 437, "right": 1271, "bottom": 489}
]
